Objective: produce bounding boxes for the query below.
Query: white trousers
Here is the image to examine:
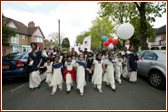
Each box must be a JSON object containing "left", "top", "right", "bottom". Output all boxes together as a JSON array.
[
  {"left": 122, "top": 66, "right": 129, "bottom": 78},
  {"left": 52, "top": 83, "right": 62, "bottom": 92},
  {"left": 97, "top": 84, "right": 102, "bottom": 90},
  {"left": 47, "top": 82, "right": 51, "bottom": 87},
  {"left": 67, "top": 83, "right": 73, "bottom": 91},
  {"left": 115, "top": 71, "right": 121, "bottom": 83}
]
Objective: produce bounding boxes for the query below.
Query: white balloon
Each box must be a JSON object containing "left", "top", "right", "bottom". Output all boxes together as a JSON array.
[
  {"left": 108, "top": 43, "right": 114, "bottom": 49},
  {"left": 117, "top": 23, "right": 134, "bottom": 40}
]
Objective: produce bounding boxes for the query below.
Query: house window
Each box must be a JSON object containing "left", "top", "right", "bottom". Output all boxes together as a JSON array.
[
  {"left": 10, "top": 46, "right": 22, "bottom": 53},
  {"left": 22, "top": 35, "right": 27, "bottom": 39},
  {"left": 9, "top": 22, "right": 17, "bottom": 28},
  {"left": 35, "top": 37, "right": 43, "bottom": 43},
  {"left": 11, "top": 34, "right": 19, "bottom": 44}
]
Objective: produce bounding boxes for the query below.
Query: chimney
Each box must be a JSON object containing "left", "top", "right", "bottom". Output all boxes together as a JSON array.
[
  {"left": 50, "top": 39, "right": 52, "bottom": 42},
  {"left": 28, "top": 21, "right": 35, "bottom": 27}
]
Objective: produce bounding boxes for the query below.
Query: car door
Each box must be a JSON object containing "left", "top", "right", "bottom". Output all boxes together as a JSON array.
[
  {"left": 137, "top": 51, "right": 145, "bottom": 75},
  {"left": 138, "top": 51, "right": 157, "bottom": 77}
]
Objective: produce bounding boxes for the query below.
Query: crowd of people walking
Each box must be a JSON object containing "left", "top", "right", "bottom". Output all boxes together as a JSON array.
[{"left": 28, "top": 42, "right": 138, "bottom": 96}]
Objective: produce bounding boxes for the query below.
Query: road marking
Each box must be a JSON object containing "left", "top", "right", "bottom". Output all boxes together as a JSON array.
[{"left": 10, "top": 84, "right": 25, "bottom": 92}]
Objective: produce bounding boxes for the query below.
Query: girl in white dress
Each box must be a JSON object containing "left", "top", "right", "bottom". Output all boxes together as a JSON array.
[
  {"left": 51, "top": 55, "right": 63, "bottom": 95},
  {"left": 74, "top": 54, "right": 91, "bottom": 96},
  {"left": 103, "top": 53, "right": 116, "bottom": 91},
  {"left": 90, "top": 53, "right": 106, "bottom": 94},
  {"left": 102, "top": 51, "right": 108, "bottom": 76},
  {"left": 44, "top": 57, "right": 53, "bottom": 89},
  {"left": 63, "top": 55, "right": 76, "bottom": 94},
  {"left": 115, "top": 53, "right": 124, "bottom": 85}
]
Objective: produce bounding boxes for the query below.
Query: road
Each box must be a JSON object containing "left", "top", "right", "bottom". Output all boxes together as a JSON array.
[{"left": 2, "top": 75, "right": 166, "bottom": 110}]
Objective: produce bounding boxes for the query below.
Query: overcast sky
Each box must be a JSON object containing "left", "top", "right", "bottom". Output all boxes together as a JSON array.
[{"left": 2, "top": 1, "right": 166, "bottom": 46}]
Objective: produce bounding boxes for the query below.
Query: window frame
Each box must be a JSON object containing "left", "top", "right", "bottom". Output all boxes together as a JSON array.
[
  {"left": 11, "top": 34, "right": 19, "bottom": 44},
  {"left": 22, "top": 35, "right": 27, "bottom": 40},
  {"left": 35, "top": 36, "right": 43, "bottom": 43},
  {"left": 141, "top": 51, "right": 157, "bottom": 60}
]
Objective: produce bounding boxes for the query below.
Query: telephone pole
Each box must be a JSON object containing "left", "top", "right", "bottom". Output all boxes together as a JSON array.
[{"left": 58, "top": 19, "right": 60, "bottom": 47}]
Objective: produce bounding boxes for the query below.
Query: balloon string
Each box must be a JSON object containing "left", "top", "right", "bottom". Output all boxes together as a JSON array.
[
  {"left": 129, "top": 39, "right": 143, "bottom": 61},
  {"left": 129, "top": 39, "right": 137, "bottom": 52}
]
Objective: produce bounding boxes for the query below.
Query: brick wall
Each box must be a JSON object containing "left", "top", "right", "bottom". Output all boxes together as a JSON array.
[
  {"left": 3, "top": 45, "right": 10, "bottom": 55},
  {"left": 28, "top": 35, "right": 35, "bottom": 45},
  {"left": 19, "top": 34, "right": 29, "bottom": 45}
]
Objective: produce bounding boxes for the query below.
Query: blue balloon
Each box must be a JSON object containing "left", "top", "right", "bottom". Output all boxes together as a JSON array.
[
  {"left": 74, "top": 43, "right": 77, "bottom": 46},
  {"left": 102, "top": 36, "right": 107, "bottom": 41}
]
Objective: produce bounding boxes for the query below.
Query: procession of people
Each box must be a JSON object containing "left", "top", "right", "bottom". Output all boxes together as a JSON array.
[{"left": 28, "top": 42, "right": 138, "bottom": 96}]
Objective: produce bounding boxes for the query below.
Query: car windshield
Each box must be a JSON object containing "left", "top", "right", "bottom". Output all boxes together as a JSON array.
[{"left": 2, "top": 52, "right": 27, "bottom": 60}]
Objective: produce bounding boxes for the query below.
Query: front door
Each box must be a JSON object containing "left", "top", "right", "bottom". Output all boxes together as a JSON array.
[{"left": 3, "top": 50, "right": 6, "bottom": 55}]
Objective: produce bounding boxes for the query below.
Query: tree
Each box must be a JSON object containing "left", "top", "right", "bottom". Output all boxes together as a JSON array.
[
  {"left": 99, "top": 2, "right": 136, "bottom": 48},
  {"left": 133, "top": 2, "right": 166, "bottom": 50},
  {"left": 99, "top": 2, "right": 166, "bottom": 50},
  {"left": 116, "top": 40, "right": 122, "bottom": 50},
  {"left": 2, "top": 14, "right": 16, "bottom": 43},
  {"left": 62, "top": 38, "right": 70, "bottom": 48},
  {"left": 47, "top": 32, "right": 65, "bottom": 47},
  {"left": 89, "top": 17, "right": 115, "bottom": 49},
  {"left": 75, "top": 35, "right": 83, "bottom": 45}
]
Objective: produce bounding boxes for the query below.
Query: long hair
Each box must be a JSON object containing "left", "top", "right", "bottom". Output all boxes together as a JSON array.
[
  {"left": 53, "top": 46, "right": 58, "bottom": 53},
  {"left": 30, "top": 42, "right": 37, "bottom": 49}
]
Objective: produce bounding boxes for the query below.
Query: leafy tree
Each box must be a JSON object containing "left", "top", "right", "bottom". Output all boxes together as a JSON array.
[
  {"left": 99, "top": 2, "right": 136, "bottom": 48},
  {"left": 75, "top": 35, "right": 83, "bottom": 45},
  {"left": 89, "top": 17, "right": 115, "bottom": 48},
  {"left": 2, "top": 14, "right": 16, "bottom": 43},
  {"left": 133, "top": 2, "right": 166, "bottom": 50},
  {"left": 62, "top": 38, "right": 70, "bottom": 48},
  {"left": 99, "top": 2, "right": 166, "bottom": 50},
  {"left": 48, "top": 32, "right": 65, "bottom": 47}
]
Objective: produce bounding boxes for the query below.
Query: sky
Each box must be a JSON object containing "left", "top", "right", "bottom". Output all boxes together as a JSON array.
[{"left": 2, "top": 1, "right": 166, "bottom": 46}]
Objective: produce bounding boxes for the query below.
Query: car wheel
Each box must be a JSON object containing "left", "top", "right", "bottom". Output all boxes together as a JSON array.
[{"left": 149, "top": 71, "right": 165, "bottom": 89}]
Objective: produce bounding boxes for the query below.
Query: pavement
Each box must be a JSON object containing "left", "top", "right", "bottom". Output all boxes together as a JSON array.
[{"left": 2, "top": 75, "right": 166, "bottom": 110}]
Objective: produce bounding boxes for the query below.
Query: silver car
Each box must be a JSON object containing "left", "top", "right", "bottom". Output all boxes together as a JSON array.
[{"left": 137, "top": 50, "right": 166, "bottom": 89}]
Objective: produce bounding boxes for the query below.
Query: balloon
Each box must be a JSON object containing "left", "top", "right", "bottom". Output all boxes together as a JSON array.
[
  {"left": 74, "top": 43, "right": 77, "bottom": 46},
  {"left": 108, "top": 43, "right": 114, "bottom": 49},
  {"left": 104, "top": 41, "right": 109, "bottom": 46},
  {"left": 108, "top": 38, "right": 113, "bottom": 43},
  {"left": 113, "top": 39, "right": 118, "bottom": 45},
  {"left": 102, "top": 36, "right": 107, "bottom": 41},
  {"left": 117, "top": 23, "right": 134, "bottom": 40}
]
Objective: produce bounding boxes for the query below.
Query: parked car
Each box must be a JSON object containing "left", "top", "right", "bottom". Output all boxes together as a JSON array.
[
  {"left": 137, "top": 50, "right": 166, "bottom": 89},
  {"left": 2, "top": 52, "right": 29, "bottom": 80}
]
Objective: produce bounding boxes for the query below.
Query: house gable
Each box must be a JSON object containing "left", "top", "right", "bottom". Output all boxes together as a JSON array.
[
  {"left": 7, "top": 21, "right": 17, "bottom": 29},
  {"left": 33, "top": 28, "right": 43, "bottom": 37}
]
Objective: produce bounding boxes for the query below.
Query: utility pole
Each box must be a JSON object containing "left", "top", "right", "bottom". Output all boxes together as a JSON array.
[{"left": 58, "top": 19, "right": 60, "bottom": 47}]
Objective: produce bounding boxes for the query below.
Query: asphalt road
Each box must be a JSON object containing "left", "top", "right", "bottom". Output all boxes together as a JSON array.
[{"left": 2, "top": 75, "right": 166, "bottom": 110}]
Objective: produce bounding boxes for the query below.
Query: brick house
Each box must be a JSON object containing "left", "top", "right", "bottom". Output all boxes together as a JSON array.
[
  {"left": 2, "top": 16, "right": 45, "bottom": 55},
  {"left": 147, "top": 25, "right": 166, "bottom": 50}
]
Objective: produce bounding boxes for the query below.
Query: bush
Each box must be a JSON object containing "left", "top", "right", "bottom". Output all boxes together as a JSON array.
[{"left": 62, "top": 48, "right": 70, "bottom": 52}]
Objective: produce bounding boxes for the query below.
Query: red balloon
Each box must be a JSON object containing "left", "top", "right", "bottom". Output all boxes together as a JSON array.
[
  {"left": 108, "top": 38, "right": 113, "bottom": 43},
  {"left": 104, "top": 41, "right": 109, "bottom": 46},
  {"left": 113, "top": 39, "right": 118, "bottom": 45}
]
